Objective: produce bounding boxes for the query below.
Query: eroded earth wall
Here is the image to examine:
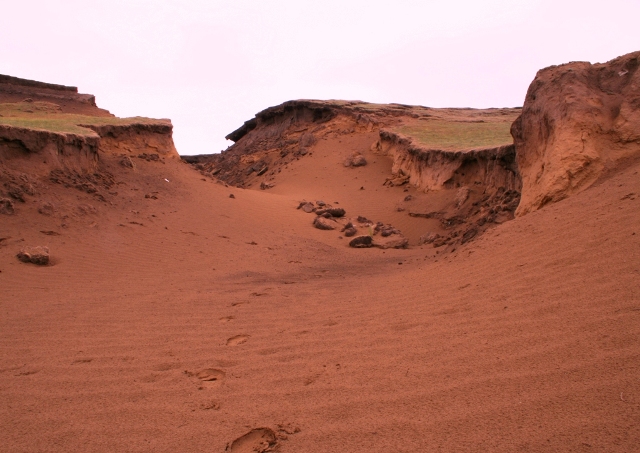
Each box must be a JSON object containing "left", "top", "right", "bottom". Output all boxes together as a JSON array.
[{"left": 511, "top": 51, "right": 640, "bottom": 215}]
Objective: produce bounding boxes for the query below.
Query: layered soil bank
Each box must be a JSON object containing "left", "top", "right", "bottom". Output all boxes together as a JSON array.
[{"left": 0, "top": 82, "right": 179, "bottom": 208}]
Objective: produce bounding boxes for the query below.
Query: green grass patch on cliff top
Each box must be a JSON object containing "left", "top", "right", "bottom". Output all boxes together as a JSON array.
[
  {"left": 0, "top": 102, "right": 167, "bottom": 136},
  {"left": 396, "top": 120, "right": 514, "bottom": 151}
]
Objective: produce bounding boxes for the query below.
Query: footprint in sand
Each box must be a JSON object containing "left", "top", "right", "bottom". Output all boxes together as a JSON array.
[
  {"left": 226, "top": 428, "right": 277, "bottom": 453},
  {"left": 195, "top": 369, "right": 225, "bottom": 382},
  {"left": 226, "top": 335, "right": 250, "bottom": 346},
  {"left": 185, "top": 368, "right": 226, "bottom": 388},
  {"left": 226, "top": 425, "right": 300, "bottom": 452}
]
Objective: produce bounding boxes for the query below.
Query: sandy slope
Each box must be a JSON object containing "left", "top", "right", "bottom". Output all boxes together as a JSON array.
[{"left": 1, "top": 148, "right": 639, "bottom": 452}]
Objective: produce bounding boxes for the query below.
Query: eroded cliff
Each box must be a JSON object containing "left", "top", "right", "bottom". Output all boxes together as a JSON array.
[{"left": 511, "top": 50, "right": 640, "bottom": 215}]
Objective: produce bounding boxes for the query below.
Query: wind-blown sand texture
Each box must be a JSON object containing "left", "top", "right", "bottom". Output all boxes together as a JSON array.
[{"left": 1, "top": 54, "right": 639, "bottom": 452}]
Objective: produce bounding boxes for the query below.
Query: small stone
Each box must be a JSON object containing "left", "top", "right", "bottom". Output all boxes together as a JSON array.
[
  {"left": 119, "top": 155, "right": 135, "bottom": 169},
  {"left": 418, "top": 232, "right": 440, "bottom": 245},
  {"left": 455, "top": 186, "right": 471, "bottom": 208},
  {"left": 343, "top": 227, "right": 357, "bottom": 237},
  {"left": 0, "top": 198, "right": 15, "bottom": 215},
  {"left": 461, "top": 227, "right": 478, "bottom": 244},
  {"left": 299, "top": 202, "right": 315, "bottom": 213},
  {"left": 17, "top": 246, "right": 50, "bottom": 265}
]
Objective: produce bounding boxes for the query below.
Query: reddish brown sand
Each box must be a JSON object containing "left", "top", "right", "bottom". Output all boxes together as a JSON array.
[{"left": 1, "top": 141, "right": 639, "bottom": 452}]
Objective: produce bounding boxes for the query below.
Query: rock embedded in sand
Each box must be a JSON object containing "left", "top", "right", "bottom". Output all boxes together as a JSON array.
[
  {"left": 344, "top": 152, "right": 367, "bottom": 167},
  {"left": 343, "top": 227, "right": 357, "bottom": 237},
  {"left": 37, "top": 201, "right": 55, "bottom": 216},
  {"left": 313, "top": 216, "right": 337, "bottom": 230},
  {"left": 349, "top": 235, "right": 373, "bottom": 248},
  {"left": 373, "top": 236, "right": 409, "bottom": 249},
  {"left": 17, "top": 246, "right": 50, "bottom": 265},
  {"left": 316, "top": 207, "right": 346, "bottom": 218},
  {"left": 0, "top": 198, "right": 15, "bottom": 215},
  {"left": 419, "top": 232, "right": 440, "bottom": 245},
  {"left": 119, "top": 155, "right": 135, "bottom": 169},
  {"left": 298, "top": 202, "right": 315, "bottom": 213},
  {"left": 455, "top": 186, "right": 470, "bottom": 208}
]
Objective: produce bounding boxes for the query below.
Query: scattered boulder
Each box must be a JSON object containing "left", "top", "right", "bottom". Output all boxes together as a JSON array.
[
  {"left": 344, "top": 152, "right": 367, "bottom": 167},
  {"left": 461, "top": 227, "right": 478, "bottom": 244},
  {"left": 349, "top": 235, "right": 373, "bottom": 248},
  {"left": 316, "top": 207, "right": 345, "bottom": 217},
  {"left": 297, "top": 202, "right": 315, "bottom": 213},
  {"left": 137, "top": 153, "right": 160, "bottom": 162},
  {"left": 6, "top": 183, "right": 27, "bottom": 202},
  {"left": 373, "top": 236, "right": 409, "bottom": 249},
  {"left": 17, "top": 246, "right": 50, "bottom": 265},
  {"left": 419, "top": 232, "right": 440, "bottom": 245},
  {"left": 0, "top": 198, "right": 15, "bottom": 215},
  {"left": 229, "top": 194, "right": 235, "bottom": 199},
  {"left": 316, "top": 200, "right": 326, "bottom": 207},
  {"left": 341, "top": 222, "right": 358, "bottom": 237},
  {"left": 259, "top": 181, "right": 274, "bottom": 190},
  {"left": 76, "top": 204, "right": 97, "bottom": 215},
  {"left": 313, "top": 216, "right": 337, "bottom": 230},
  {"left": 384, "top": 172, "right": 410, "bottom": 186},
  {"left": 37, "top": 201, "right": 55, "bottom": 216},
  {"left": 455, "top": 186, "right": 470, "bottom": 208},
  {"left": 343, "top": 227, "right": 357, "bottom": 237},
  {"left": 119, "top": 155, "right": 135, "bottom": 169}
]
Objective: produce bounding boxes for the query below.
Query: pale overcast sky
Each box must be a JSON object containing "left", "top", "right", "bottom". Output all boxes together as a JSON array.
[{"left": 2, "top": 0, "right": 639, "bottom": 155}]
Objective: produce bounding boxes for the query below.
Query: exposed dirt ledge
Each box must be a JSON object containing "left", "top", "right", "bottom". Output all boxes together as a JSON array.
[
  {"left": 375, "top": 129, "right": 520, "bottom": 193},
  {"left": 82, "top": 122, "right": 179, "bottom": 159},
  {"left": 0, "top": 124, "right": 99, "bottom": 173},
  {"left": 0, "top": 121, "right": 179, "bottom": 177}
]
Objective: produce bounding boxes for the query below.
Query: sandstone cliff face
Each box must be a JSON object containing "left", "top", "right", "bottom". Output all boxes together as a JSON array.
[{"left": 512, "top": 51, "right": 640, "bottom": 215}]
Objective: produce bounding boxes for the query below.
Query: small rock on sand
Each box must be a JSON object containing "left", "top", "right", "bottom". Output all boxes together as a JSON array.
[
  {"left": 419, "top": 232, "right": 440, "bottom": 245},
  {"left": 0, "top": 198, "right": 15, "bottom": 215},
  {"left": 313, "top": 216, "right": 337, "bottom": 230},
  {"left": 17, "top": 246, "right": 50, "bottom": 265},
  {"left": 298, "top": 202, "right": 315, "bottom": 213},
  {"left": 344, "top": 152, "right": 367, "bottom": 168}
]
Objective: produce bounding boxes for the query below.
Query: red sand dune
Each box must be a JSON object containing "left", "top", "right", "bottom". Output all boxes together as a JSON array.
[{"left": 1, "top": 54, "right": 639, "bottom": 452}]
